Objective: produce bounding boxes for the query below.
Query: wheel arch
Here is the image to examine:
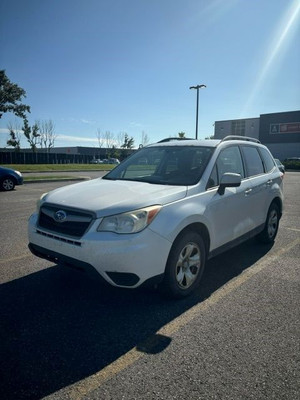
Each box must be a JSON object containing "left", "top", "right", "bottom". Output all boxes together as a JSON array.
[
  {"left": 2, "top": 174, "right": 17, "bottom": 183},
  {"left": 171, "top": 222, "right": 210, "bottom": 258},
  {"left": 160, "top": 222, "right": 210, "bottom": 298},
  {"left": 270, "top": 196, "right": 283, "bottom": 218}
]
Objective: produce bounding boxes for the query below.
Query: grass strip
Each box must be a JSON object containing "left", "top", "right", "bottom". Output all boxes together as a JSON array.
[
  {"left": 24, "top": 175, "right": 81, "bottom": 181},
  {"left": 7, "top": 164, "right": 114, "bottom": 173}
]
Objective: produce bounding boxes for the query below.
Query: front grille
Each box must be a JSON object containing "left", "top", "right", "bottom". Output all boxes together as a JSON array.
[
  {"left": 36, "top": 229, "right": 82, "bottom": 246},
  {"left": 38, "top": 204, "right": 94, "bottom": 238}
]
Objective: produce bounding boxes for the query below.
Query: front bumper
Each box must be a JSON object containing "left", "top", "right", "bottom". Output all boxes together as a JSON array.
[
  {"left": 13, "top": 175, "right": 23, "bottom": 185},
  {"left": 28, "top": 213, "right": 171, "bottom": 288}
]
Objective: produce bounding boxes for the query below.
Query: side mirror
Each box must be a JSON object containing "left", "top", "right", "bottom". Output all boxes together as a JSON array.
[{"left": 217, "top": 173, "right": 241, "bottom": 195}]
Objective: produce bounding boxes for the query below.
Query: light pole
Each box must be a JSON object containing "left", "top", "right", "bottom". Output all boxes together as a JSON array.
[{"left": 189, "top": 84, "right": 206, "bottom": 139}]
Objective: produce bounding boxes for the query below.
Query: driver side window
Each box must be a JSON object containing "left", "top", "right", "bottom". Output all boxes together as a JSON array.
[{"left": 207, "top": 146, "right": 244, "bottom": 189}]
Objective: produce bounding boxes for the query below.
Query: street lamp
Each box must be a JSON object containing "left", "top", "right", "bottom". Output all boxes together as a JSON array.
[{"left": 189, "top": 84, "right": 206, "bottom": 139}]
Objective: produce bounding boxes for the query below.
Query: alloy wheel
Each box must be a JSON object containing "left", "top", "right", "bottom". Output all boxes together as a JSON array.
[
  {"left": 267, "top": 209, "right": 278, "bottom": 239},
  {"left": 2, "top": 178, "right": 15, "bottom": 191},
  {"left": 175, "top": 242, "right": 201, "bottom": 289}
]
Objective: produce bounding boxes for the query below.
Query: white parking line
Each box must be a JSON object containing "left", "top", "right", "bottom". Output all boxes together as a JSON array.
[{"left": 285, "top": 227, "right": 300, "bottom": 232}]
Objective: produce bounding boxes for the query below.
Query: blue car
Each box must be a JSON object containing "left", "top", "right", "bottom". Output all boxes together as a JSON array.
[{"left": 0, "top": 166, "right": 23, "bottom": 191}]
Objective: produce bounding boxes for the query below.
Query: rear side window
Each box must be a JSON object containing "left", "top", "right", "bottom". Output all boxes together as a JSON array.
[
  {"left": 259, "top": 147, "right": 276, "bottom": 172},
  {"left": 241, "top": 146, "right": 264, "bottom": 177}
]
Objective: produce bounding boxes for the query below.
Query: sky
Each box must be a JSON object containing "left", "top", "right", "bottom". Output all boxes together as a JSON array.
[{"left": 0, "top": 0, "right": 299, "bottom": 149}]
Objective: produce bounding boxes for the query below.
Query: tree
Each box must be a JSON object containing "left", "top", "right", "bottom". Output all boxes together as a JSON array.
[
  {"left": 6, "top": 119, "right": 23, "bottom": 151},
  {"left": 22, "top": 118, "right": 40, "bottom": 152},
  {"left": 110, "top": 145, "right": 120, "bottom": 159},
  {"left": 120, "top": 133, "right": 134, "bottom": 159},
  {"left": 0, "top": 70, "right": 30, "bottom": 119},
  {"left": 205, "top": 135, "right": 215, "bottom": 139},
  {"left": 96, "top": 128, "right": 104, "bottom": 148},
  {"left": 36, "top": 119, "right": 57, "bottom": 151},
  {"left": 116, "top": 132, "right": 126, "bottom": 148},
  {"left": 140, "top": 131, "right": 150, "bottom": 146},
  {"left": 121, "top": 133, "right": 134, "bottom": 149},
  {"left": 104, "top": 131, "right": 115, "bottom": 149},
  {"left": 103, "top": 131, "right": 115, "bottom": 158},
  {"left": 178, "top": 132, "right": 186, "bottom": 138}
]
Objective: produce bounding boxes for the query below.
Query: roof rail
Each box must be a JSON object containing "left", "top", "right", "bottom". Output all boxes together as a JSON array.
[
  {"left": 158, "top": 137, "right": 194, "bottom": 143},
  {"left": 221, "top": 135, "right": 261, "bottom": 144}
]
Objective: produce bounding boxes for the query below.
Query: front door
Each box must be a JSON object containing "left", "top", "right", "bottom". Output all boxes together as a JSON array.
[{"left": 204, "top": 145, "right": 255, "bottom": 251}]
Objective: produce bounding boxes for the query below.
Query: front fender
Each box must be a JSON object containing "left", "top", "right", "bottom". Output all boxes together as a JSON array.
[{"left": 149, "top": 192, "right": 212, "bottom": 245}]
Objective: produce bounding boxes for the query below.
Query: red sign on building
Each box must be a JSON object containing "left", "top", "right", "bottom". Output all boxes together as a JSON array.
[{"left": 270, "top": 122, "right": 300, "bottom": 134}]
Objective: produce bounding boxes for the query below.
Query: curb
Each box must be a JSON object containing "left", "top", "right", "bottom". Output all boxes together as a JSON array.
[
  {"left": 24, "top": 177, "right": 91, "bottom": 184},
  {"left": 22, "top": 169, "right": 110, "bottom": 173}
]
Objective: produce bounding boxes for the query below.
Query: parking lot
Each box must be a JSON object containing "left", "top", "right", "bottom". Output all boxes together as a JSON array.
[{"left": 0, "top": 172, "right": 299, "bottom": 400}]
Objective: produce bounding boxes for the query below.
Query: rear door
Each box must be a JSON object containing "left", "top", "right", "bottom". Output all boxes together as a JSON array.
[{"left": 240, "top": 145, "right": 274, "bottom": 227}]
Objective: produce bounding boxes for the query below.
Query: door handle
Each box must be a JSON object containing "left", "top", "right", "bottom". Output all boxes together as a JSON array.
[
  {"left": 266, "top": 179, "right": 272, "bottom": 186},
  {"left": 245, "top": 188, "right": 252, "bottom": 195}
]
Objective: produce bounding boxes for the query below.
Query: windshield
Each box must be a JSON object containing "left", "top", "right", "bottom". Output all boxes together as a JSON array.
[{"left": 103, "top": 146, "right": 214, "bottom": 185}]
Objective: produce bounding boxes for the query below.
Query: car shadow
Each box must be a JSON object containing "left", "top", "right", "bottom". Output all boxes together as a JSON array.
[{"left": 0, "top": 238, "right": 273, "bottom": 399}]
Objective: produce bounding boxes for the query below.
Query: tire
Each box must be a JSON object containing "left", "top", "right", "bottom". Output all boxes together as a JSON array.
[
  {"left": 160, "top": 231, "right": 206, "bottom": 299},
  {"left": 1, "top": 177, "right": 15, "bottom": 191},
  {"left": 257, "top": 203, "right": 280, "bottom": 243}
]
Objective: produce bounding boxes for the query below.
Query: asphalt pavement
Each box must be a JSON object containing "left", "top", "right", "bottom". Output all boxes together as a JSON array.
[{"left": 0, "top": 172, "right": 299, "bottom": 400}]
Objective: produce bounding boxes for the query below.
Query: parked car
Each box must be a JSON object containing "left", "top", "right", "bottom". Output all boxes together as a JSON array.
[
  {"left": 275, "top": 159, "right": 285, "bottom": 173},
  {"left": 28, "top": 136, "right": 283, "bottom": 298},
  {"left": 284, "top": 157, "right": 300, "bottom": 162},
  {"left": 108, "top": 158, "right": 120, "bottom": 164},
  {"left": 0, "top": 166, "right": 23, "bottom": 191}
]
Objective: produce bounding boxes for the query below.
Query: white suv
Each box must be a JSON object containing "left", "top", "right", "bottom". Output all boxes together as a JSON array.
[{"left": 28, "top": 136, "right": 284, "bottom": 298}]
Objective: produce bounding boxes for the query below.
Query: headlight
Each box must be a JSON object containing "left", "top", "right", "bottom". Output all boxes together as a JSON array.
[
  {"left": 15, "top": 171, "right": 22, "bottom": 177},
  {"left": 37, "top": 192, "right": 48, "bottom": 212},
  {"left": 97, "top": 205, "right": 161, "bottom": 234}
]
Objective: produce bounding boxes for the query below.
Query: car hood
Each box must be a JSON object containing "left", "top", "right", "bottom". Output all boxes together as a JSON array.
[
  {"left": 43, "top": 178, "right": 187, "bottom": 217},
  {"left": 0, "top": 166, "right": 17, "bottom": 174}
]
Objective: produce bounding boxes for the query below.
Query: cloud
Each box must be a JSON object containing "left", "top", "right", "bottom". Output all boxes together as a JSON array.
[
  {"left": 1, "top": 129, "right": 97, "bottom": 144},
  {"left": 56, "top": 134, "right": 98, "bottom": 143},
  {"left": 80, "top": 119, "right": 95, "bottom": 125},
  {"left": 0, "top": 127, "right": 23, "bottom": 135},
  {"left": 60, "top": 117, "right": 95, "bottom": 125},
  {"left": 129, "top": 121, "right": 144, "bottom": 128}
]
